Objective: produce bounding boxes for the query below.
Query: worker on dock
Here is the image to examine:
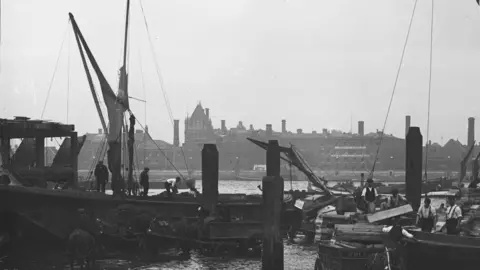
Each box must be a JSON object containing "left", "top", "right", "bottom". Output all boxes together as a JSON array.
[
  {"left": 140, "top": 167, "right": 150, "bottom": 196},
  {"left": 416, "top": 197, "right": 437, "bottom": 232},
  {"left": 445, "top": 195, "right": 462, "bottom": 235},
  {"left": 361, "top": 178, "right": 378, "bottom": 213},
  {"left": 165, "top": 177, "right": 181, "bottom": 197},
  {"left": 94, "top": 161, "right": 109, "bottom": 193},
  {"left": 386, "top": 188, "right": 406, "bottom": 209}
]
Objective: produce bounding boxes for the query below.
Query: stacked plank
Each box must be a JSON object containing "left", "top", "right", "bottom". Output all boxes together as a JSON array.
[
  {"left": 334, "top": 223, "right": 385, "bottom": 244},
  {"left": 315, "top": 213, "right": 355, "bottom": 241}
]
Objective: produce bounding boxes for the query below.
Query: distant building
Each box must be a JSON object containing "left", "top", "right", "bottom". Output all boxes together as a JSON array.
[{"left": 76, "top": 103, "right": 477, "bottom": 172}]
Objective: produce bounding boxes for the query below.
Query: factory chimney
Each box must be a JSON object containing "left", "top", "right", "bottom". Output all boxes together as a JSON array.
[
  {"left": 468, "top": 117, "right": 475, "bottom": 146},
  {"left": 358, "top": 121, "right": 364, "bottom": 136},
  {"left": 281, "top": 119, "right": 286, "bottom": 133},
  {"left": 266, "top": 124, "right": 273, "bottom": 137},
  {"left": 173, "top": 120, "right": 180, "bottom": 147},
  {"left": 205, "top": 108, "right": 210, "bottom": 119},
  {"left": 405, "top": 115, "right": 411, "bottom": 136},
  {"left": 221, "top": 120, "right": 226, "bottom": 133}
]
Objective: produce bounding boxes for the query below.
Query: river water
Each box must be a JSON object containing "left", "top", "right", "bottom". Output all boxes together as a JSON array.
[{"left": 9, "top": 180, "right": 449, "bottom": 269}]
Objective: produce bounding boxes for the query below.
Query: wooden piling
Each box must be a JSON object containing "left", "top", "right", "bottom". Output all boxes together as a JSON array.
[
  {"left": 202, "top": 143, "right": 219, "bottom": 215},
  {"left": 405, "top": 127, "right": 422, "bottom": 211},
  {"left": 266, "top": 140, "right": 281, "bottom": 177},
  {"left": 262, "top": 140, "right": 284, "bottom": 270}
]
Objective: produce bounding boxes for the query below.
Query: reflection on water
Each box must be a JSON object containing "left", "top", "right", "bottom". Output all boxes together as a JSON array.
[{"left": 91, "top": 241, "right": 316, "bottom": 270}]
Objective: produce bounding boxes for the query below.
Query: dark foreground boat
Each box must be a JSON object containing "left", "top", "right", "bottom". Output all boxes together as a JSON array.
[
  {"left": 314, "top": 240, "right": 385, "bottom": 270},
  {"left": 401, "top": 231, "right": 480, "bottom": 270}
]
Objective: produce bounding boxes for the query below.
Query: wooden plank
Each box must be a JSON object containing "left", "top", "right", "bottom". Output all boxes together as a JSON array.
[{"left": 367, "top": 204, "right": 413, "bottom": 223}]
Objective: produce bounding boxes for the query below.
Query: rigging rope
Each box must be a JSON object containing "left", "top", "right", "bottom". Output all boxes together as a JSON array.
[
  {"left": 370, "top": 0, "right": 419, "bottom": 175},
  {"left": 66, "top": 24, "right": 71, "bottom": 124},
  {"left": 138, "top": 47, "right": 147, "bottom": 166},
  {"left": 127, "top": 109, "right": 185, "bottom": 179},
  {"left": 424, "top": 0, "right": 435, "bottom": 181},
  {"left": 138, "top": 0, "right": 190, "bottom": 173},
  {"left": 40, "top": 19, "right": 71, "bottom": 119}
]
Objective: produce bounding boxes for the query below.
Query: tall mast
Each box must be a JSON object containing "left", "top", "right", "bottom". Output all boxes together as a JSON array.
[
  {"left": 122, "top": 0, "right": 135, "bottom": 193},
  {"left": 122, "top": 0, "right": 130, "bottom": 71}
]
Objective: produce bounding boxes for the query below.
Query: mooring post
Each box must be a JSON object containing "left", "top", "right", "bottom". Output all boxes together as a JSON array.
[
  {"left": 266, "top": 140, "right": 281, "bottom": 177},
  {"left": 262, "top": 140, "right": 284, "bottom": 270},
  {"left": 202, "top": 143, "right": 219, "bottom": 215},
  {"left": 405, "top": 127, "right": 422, "bottom": 211}
]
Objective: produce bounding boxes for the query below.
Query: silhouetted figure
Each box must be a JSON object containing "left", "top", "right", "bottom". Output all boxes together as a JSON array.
[
  {"left": 140, "top": 167, "right": 150, "bottom": 196},
  {"left": 94, "top": 161, "right": 109, "bottom": 193}
]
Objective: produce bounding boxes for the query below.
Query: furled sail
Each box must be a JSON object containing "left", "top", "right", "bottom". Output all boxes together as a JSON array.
[{"left": 69, "top": 13, "right": 127, "bottom": 194}]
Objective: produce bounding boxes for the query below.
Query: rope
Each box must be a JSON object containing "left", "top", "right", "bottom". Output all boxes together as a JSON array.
[
  {"left": 66, "top": 24, "right": 71, "bottom": 124},
  {"left": 40, "top": 19, "right": 70, "bottom": 119},
  {"left": 138, "top": 0, "right": 174, "bottom": 125},
  {"left": 424, "top": 0, "right": 435, "bottom": 181},
  {"left": 138, "top": 0, "right": 190, "bottom": 173},
  {"left": 127, "top": 110, "right": 185, "bottom": 179},
  {"left": 370, "top": 0, "right": 418, "bottom": 175},
  {"left": 137, "top": 47, "right": 147, "bottom": 166}
]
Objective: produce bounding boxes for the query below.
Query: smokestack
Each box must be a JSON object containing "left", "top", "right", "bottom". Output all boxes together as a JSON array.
[
  {"left": 173, "top": 120, "right": 180, "bottom": 147},
  {"left": 281, "top": 119, "right": 286, "bottom": 133},
  {"left": 405, "top": 115, "right": 411, "bottom": 136},
  {"left": 205, "top": 108, "right": 210, "bottom": 119},
  {"left": 468, "top": 117, "right": 475, "bottom": 146},
  {"left": 221, "top": 120, "right": 226, "bottom": 133},
  {"left": 358, "top": 121, "right": 364, "bottom": 136},
  {"left": 266, "top": 124, "right": 273, "bottom": 137}
]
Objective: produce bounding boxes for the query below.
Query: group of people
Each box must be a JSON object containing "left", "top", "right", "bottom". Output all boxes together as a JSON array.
[
  {"left": 94, "top": 161, "right": 182, "bottom": 197},
  {"left": 360, "top": 175, "right": 463, "bottom": 235}
]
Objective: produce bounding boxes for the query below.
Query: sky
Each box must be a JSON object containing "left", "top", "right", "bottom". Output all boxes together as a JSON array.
[{"left": 2, "top": 0, "right": 480, "bottom": 146}]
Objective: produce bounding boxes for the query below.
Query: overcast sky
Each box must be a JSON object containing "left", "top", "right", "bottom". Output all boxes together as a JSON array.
[{"left": 2, "top": 0, "right": 480, "bottom": 145}]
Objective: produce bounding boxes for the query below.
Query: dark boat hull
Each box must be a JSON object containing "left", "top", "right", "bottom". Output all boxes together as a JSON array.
[
  {"left": 314, "top": 241, "right": 385, "bottom": 270},
  {"left": 404, "top": 231, "right": 480, "bottom": 270},
  {"left": 0, "top": 186, "right": 263, "bottom": 242}
]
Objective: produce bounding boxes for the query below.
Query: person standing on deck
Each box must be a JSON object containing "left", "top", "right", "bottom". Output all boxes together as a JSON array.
[
  {"left": 416, "top": 197, "right": 437, "bottom": 232},
  {"left": 94, "top": 161, "right": 109, "bottom": 193},
  {"left": 387, "top": 188, "right": 406, "bottom": 209},
  {"left": 445, "top": 195, "right": 462, "bottom": 235},
  {"left": 140, "top": 167, "right": 150, "bottom": 196},
  {"left": 361, "top": 178, "right": 378, "bottom": 213},
  {"left": 165, "top": 177, "right": 181, "bottom": 197}
]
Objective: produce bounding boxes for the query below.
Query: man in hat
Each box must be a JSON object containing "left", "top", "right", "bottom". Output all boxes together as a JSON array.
[
  {"left": 94, "top": 161, "right": 109, "bottom": 193},
  {"left": 416, "top": 197, "right": 437, "bottom": 232},
  {"left": 361, "top": 178, "right": 378, "bottom": 213},
  {"left": 445, "top": 195, "right": 462, "bottom": 235},
  {"left": 140, "top": 167, "right": 150, "bottom": 196}
]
